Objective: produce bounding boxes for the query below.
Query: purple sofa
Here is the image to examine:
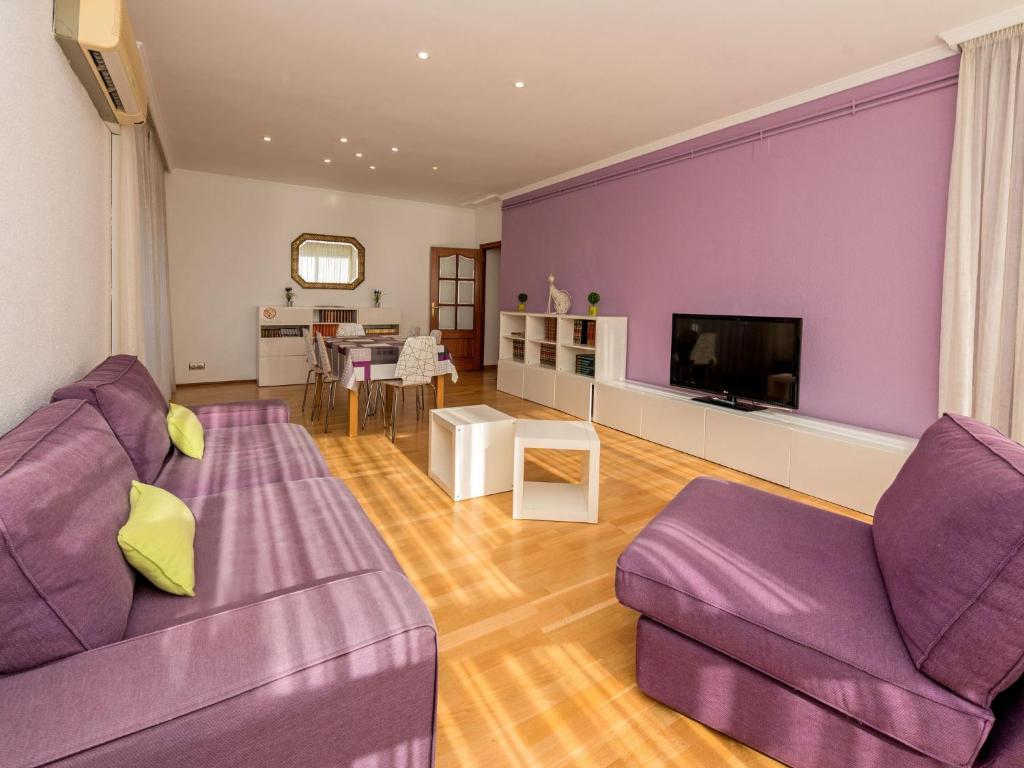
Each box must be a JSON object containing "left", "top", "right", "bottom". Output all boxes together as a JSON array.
[
  {"left": 0, "top": 356, "right": 437, "bottom": 768},
  {"left": 616, "top": 413, "right": 1024, "bottom": 768}
]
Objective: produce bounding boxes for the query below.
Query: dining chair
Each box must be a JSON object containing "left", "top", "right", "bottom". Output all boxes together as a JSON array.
[
  {"left": 315, "top": 332, "right": 342, "bottom": 433},
  {"left": 337, "top": 322, "right": 366, "bottom": 337},
  {"left": 301, "top": 330, "right": 322, "bottom": 417},
  {"left": 380, "top": 336, "right": 438, "bottom": 442},
  {"left": 362, "top": 326, "right": 420, "bottom": 428}
]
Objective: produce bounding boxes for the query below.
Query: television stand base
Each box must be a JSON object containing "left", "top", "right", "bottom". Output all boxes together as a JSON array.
[{"left": 693, "top": 395, "right": 766, "bottom": 412}]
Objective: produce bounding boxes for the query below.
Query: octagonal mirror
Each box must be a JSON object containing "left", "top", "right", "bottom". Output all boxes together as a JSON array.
[{"left": 290, "top": 233, "right": 365, "bottom": 289}]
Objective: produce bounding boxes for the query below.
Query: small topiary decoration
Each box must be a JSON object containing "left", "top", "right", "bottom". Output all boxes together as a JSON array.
[
  {"left": 587, "top": 291, "right": 600, "bottom": 316},
  {"left": 517, "top": 292, "right": 528, "bottom": 311}
]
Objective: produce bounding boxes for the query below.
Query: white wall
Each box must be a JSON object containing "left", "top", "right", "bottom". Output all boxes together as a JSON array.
[
  {"left": 0, "top": 3, "right": 112, "bottom": 432},
  {"left": 167, "top": 170, "right": 477, "bottom": 383},
  {"left": 475, "top": 202, "right": 502, "bottom": 244}
]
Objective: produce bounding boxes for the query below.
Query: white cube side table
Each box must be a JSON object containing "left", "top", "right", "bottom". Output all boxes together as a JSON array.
[
  {"left": 513, "top": 419, "right": 601, "bottom": 524},
  {"left": 429, "top": 405, "right": 515, "bottom": 501}
]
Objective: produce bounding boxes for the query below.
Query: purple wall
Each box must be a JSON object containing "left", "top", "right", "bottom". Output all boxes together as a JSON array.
[{"left": 501, "top": 57, "right": 959, "bottom": 437}]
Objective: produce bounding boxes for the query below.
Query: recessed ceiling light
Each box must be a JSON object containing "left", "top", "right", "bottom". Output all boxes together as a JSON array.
[
  {"left": 263, "top": 136, "right": 272, "bottom": 142},
  {"left": 369, "top": 165, "right": 376, "bottom": 170},
  {"left": 355, "top": 152, "right": 363, "bottom": 158},
  {"left": 417, "top": 51, "right": 430, "bottom": 60},
  {"left": 323, "top": 158, "right": 332, "bottom": 164},
  {"left": 391, "top": 146, "right": 399, "bottom": 152},
  {"left": 432, "top": 165, "right": 438, "bottom": 170},
  {"left": 514, "top": 81, "right": 525, "bottom": 88},
  {"left": 339, "top": 137, "right": 348, "bottom": 143}
]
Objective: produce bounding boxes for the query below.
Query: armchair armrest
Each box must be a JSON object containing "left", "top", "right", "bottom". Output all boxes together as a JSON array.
[
  {"left": 0, "top": 571, "right": 437, "bottom": 768},
  {"left": 189, "top": 399, "right": 290, "bottom": 429}
]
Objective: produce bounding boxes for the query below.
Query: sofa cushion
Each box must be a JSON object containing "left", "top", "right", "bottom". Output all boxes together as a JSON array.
[
  {"left": 0, "top": 400, "right": 136, "bottom": 673},
  {"left": 189, "top": 399, "right": 289, "bottom": 430},
  {"left": 52, "top": 355, "right": 170, "bottom": 484},
  {"left": 166, "top": 403, "right": 204, "bottom": 459},
  {"left": 616, "top": 477, "right": 993, "bottom": 768},
  {"left": 635, "top": 618, "right": 950, "bottom": 768},
  {"left": 873, "top": 414, "right": 1024, "bottom": 707},
  {"left": 154, "top": 422, "right": 330, "bottom": 499},
  {"left": 125, "top": 477, "right": 402, "bottom": 636},
  {"left": 119, "top": 481, "right": 196, "bottom": 596}
]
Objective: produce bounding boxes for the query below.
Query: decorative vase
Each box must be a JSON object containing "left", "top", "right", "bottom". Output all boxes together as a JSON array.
[
  {"left": 518, "top": 302, "right": 526, "bottom": 312},
  {"left": 588, "top": 305, "right": 598, "bottom": 316}
]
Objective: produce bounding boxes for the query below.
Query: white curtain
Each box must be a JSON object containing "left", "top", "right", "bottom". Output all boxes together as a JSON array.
[
  {"left": 940, "top": 25, "right": 1024, "bottom": 441},
  {"left": 114, "top": 124, "right": 174, "bottom": 397},
  {"left": 298, "top": 240, "right": 355, "bottom": 283}
]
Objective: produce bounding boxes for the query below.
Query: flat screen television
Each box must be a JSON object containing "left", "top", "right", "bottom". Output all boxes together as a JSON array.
[{"left": 670, "top": 313, "right": 802, "bottom": 411}]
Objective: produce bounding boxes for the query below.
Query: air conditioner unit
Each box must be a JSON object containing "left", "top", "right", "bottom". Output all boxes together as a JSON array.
[{"left": 53, "top": 0, "right": 148, "bottom": 125}]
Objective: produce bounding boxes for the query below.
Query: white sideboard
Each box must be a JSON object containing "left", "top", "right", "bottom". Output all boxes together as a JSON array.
[
  {"left": 257, "top": 305, "right": 402, "bottom": 386},
  {"left": 593, "top": 380, "right": 916, "bottom": 515},
  {"left": 495, "top": 311, "right": 627, "bottom": 420}
]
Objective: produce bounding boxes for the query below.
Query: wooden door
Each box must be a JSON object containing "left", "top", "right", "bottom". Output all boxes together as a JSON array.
[{"left": 430, "top": 246, "right": 484, "bottom": 371}]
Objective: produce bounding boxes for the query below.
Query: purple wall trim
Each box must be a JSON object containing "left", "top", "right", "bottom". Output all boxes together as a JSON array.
[{"left": 500, "top": 56, "right": 960, "bottom": 437}]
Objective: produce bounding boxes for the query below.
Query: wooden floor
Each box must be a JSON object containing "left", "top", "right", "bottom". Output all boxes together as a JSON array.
[{"left": 175, "top": 369, "right": 864, "bottom": 768}]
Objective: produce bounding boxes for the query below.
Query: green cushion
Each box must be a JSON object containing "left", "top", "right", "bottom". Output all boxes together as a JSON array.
[
  {"left": 118, "top": 481, "right": 196, "bottom": 596},
  {"left": 166, "top": 402, "right": 204, "bottom": 459}
]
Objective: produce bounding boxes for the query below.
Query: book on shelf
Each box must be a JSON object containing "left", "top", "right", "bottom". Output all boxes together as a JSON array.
[
  {"left": 512, "top": 339, "right": 525, "bottom": 361},
  {"left": 543, "top": 317, "right": 557, "bottom": 343},
  {"left": 575, "top": 353, "right": 596, "bottom": 377},
  {"left": 261, "top": 326, "right": 304, "bottom": 338},
  {"left": 572, "top": 319, "right": 597, "bottom": 346},
  {"left": 539, "top": 344, "right": 557, "bottom": 368},
  {"left": 312, "top": 323, "right": 340, "bottom": 337},
  {"left": 317, "top": 308, "right": 357, "bottom": 323}
]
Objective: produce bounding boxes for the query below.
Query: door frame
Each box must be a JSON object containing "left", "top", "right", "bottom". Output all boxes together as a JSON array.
[
  {"left": 429, "top": 246, "right": 487, "bottom": 371},
  {"left": 479, "top": 240, "right": 500, "bottom": 369}
]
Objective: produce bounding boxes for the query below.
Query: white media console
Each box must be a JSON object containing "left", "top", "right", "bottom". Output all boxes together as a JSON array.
[
  {"left": 592, "top": 380, "right": 916, "bottom": 515},
  {"left": 495, "top": 311, "right": 916, "bottom": 515}
]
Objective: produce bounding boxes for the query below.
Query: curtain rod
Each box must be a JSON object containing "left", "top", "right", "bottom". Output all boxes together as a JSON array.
[{"left": 503, "top": 71, "right": 959, "bottom": 211}]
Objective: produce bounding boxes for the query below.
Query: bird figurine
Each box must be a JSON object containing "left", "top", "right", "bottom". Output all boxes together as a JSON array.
[{"left": 546, "top": 274, "right": 572, "bottom": 315}]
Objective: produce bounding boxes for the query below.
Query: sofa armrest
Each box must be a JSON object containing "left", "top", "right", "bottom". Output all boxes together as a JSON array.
[
  {"left": 189, "top": 399, "right": 290, "bottom": 429},
  {"left": 0, "top": 571, "right": 437, "bottom": 768}
]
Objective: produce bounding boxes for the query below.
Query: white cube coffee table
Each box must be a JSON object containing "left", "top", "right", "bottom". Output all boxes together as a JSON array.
[
  {"left": 513, "top": 419, "right": 601, "bottom": 524},
  {"left": 429, "top": 405, "right": 515, "bottom": 501}
]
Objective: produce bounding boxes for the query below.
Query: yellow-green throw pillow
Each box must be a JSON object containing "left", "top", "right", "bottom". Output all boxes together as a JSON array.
[
  {"left": 167, "top": 402, "right": 204, "bottom": 459},
  {"left": 118, "top": 481, "right": 196, "bottom": 597}
]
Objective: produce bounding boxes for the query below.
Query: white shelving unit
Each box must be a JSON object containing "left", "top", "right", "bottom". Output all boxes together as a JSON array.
[
  {"left": 257, "top": 305, "right": 402, "bottom": 386},
  {"left": 496, "top": 311, "right": 628, "bottom": 420},
  {"left": 495, "top": 309, "right": 915, "bottom": 516}
]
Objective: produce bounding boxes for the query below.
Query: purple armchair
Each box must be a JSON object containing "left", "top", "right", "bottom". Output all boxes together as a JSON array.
[
  {"left": 0, "top": 356, "right": 438, "bottom": 768},
  {"left": 617, "top": 413, "right": 1024, "bottom": 768}
]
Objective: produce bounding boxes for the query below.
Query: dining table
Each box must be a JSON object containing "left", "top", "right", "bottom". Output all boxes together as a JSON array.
[{"left": 325, "top": 335, "right": 459, "bottom": 436}]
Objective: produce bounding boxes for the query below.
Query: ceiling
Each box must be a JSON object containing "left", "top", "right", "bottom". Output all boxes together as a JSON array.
[{"left": 127, "top": 1, "right": 1020, "bottom": 206}]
